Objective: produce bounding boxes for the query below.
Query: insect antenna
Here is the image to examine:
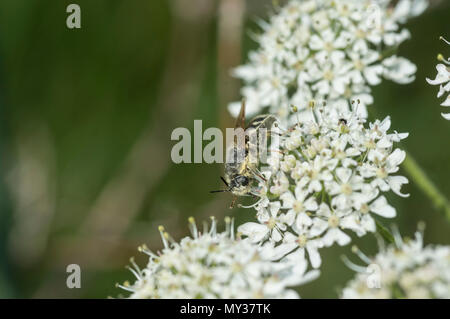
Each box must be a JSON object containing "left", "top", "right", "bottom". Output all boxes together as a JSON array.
[
  {"left": 210, "top": 189, "right": 229, "bottom": 193},
  {"left": 210, "top": 176, "right": 231, "bottom": 194},
  {"left": 220, "top": 176, "right": 229, "bottom": 187}
]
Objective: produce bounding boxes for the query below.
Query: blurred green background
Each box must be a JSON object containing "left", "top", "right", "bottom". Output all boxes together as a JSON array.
[{"left": 0, "top": 0, "right": 449, "bottom": 298}]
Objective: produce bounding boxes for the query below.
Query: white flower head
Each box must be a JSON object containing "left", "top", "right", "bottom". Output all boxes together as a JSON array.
[
  {"left": 342, "top": 226, "right": 450, "bottom": 299},
  {"left": 117, "top": 217, "right": 319, "bottom": 299},
  {"left": 426, "top": 36, "right": 450, "bottom": 120},
  {"left": 229, "top": 0, "right": 428, "bottom": 124},
  {"left": 238, "top": 106, "right": 409, "bottom": 269}
]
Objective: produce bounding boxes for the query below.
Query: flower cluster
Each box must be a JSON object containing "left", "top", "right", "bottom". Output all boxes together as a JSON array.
[
  {"left": 341, "top": 228, "right": 450, "bottom": 298},
  {"left": 112, "top": 0, "right": 450, "bottom": 300},
  {"left": 426, "top": 37, "right": 450, "bottom": 120},
  {"left": 229, "top": 0, "right": 428, "bottom": 124},
  {"left": 238, "top": 106, "right": 408, "bottom": 269},
  {"left": 117, "top": 217, "right": 319, "bottom": 299}
]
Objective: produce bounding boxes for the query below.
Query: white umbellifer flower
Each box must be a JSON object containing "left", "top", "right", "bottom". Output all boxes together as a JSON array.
[
  {"left": 238, "top": 105, "right": 409, "bottom": 269},
  {"left": 426, "top": 37, "right": 450, "bottom": 120},
  {"left": 341, "top": 228, "right": 450, "bottom": 299},
  {"left": 117, "top": 217, "right": 319, "bottom": 299},
  {"left": 229, "top": 0, "right": 428, "bottom": 124}
]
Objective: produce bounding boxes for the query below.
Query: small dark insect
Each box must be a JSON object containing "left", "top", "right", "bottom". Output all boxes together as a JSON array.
[{"left": 210, "top": 99, "right": 277, "bottom": 208}]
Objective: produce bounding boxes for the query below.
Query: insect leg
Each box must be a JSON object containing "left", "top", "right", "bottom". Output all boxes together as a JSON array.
[
  {"left": 268, "top": 149, "right": 284, "bottom": 155},
  {"left": 229, "top": 197, "right": 237, "bottom": 209},
  {"left": 249, "top": 167, "right": 267, "bottom": 183}
]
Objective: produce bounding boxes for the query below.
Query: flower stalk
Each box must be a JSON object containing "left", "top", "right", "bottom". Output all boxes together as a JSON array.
[
  {"left": 402, "top": 151, "right": 450, "bottom": 222},
  {"left": 375, "top": 220, "right": 394, "bottom": 244}
]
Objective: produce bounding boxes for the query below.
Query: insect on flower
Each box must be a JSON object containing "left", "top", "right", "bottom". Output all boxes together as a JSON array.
[{"left": 210, "top": 99, "right": 278, "bottom": 208}]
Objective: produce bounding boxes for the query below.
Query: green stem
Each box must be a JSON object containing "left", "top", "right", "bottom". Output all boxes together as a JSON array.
[
  {"left": 402, "top": 151, "right": 450, "bottom": 222},
  {"left": 375, "top": 220, "right": 395, "bottom": 244}
]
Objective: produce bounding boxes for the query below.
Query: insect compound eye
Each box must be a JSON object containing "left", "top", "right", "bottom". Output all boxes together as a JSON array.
[
  {"left": 237, "top": 176, "right": 249, "bottom": 186},
  {"left": 339, "top": 118, "right": 347, "bottom": 125}
]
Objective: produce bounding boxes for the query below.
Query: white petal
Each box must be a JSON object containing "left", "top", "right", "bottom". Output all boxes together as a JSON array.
[
  {"left": 442, "top": 112, "right": 450, "bottom": 120},
  {"left": 336, "top": 167, "right": 352, "bottom": 183},
  {"left": 304, "top": 197, "right": 318, "bottom": 211},
  {"left": 233, "top": 65, "right": 258, "bottom": 82},
  {"left": 290, "top": 269, "right": 320, "bottom": 286},
  {"left": 426, "top": 64, "right": 449, "bottom": 85},
  {"left": 360, "top": 214, "right": 376, "bottom": 233},
  {"left": 383, "top": 56, "right": 417, "bottom": 84},
  {"left": 370, "top": 196, "right": 396, "bottom": 218},
  {"left": 317, "top": 203, "right": 332, "bottom": 217},
  {"left": 364, "top": 65, "right": 383, "bottom": 85},
  {"left": 269, "top": 201, "right": 281, "bottom": 217},
  {"left": 441, "top": 96, "right": 450, "bottom": 107},
  {"left": 309, "top": 34, "right": 324, "bottom": 50},
  {"left": 272, "top": 228, "right": 282, "bottom": 242},
  {"left": 306, "top": 244, "right": 322, "bottom": 268},
  {"left": 341, "top": 215, "right": 365, "bottom": 236},
  {"left": 280, "top": 191, "right": 295, "bottom": 208},
  {"left": 322, "top": 228, "right": 351, "bottom": 247},
  {"left": 379, "top": 116, "right": 391, "bottom": 132},
  {"left": 387, "top": 149, "right": 406, "bottom": 170},
  {"left": 332, "top": 77, "right": 348, "bottom": 94},
  {"left": 310, "top": 218, "right": 329, "bottom": 237},
  {"left": 270, "top": 242, "right": 297, "bottom": 260},
  {"left": 263, "top": 280, "right": 285, "bottom": 296},
  {"left": 237, "top": 222, "right": 268, "bottom": 243},
  {"left": 296, "top": 212, "right": 313, "bottom": 228},
  {"left": 294, "top": 185, "right": 308, "bottom": 201},
  {"left": 387, "top": 175, "right": 410, "bottom": 197},
  {"left": 282, "top": 209, "right": 296, "bottom": 226}
]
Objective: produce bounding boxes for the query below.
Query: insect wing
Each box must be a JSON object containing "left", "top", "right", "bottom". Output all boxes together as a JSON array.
[
  {"left": 246, "top": 114, "right": 277, "bottom": 131},
  {"left": 235, "top": 99, "right": 246, "bottom": 129}
]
